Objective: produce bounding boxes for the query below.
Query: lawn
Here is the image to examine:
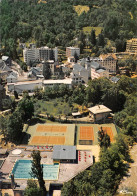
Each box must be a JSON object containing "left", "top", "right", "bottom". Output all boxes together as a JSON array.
[
  {"left": 34, "top": 98, "right": 72, "bottom": 117},
  {"left": 83, "top": 26, "right": 103, "bottom": 36},
  {"left": 74, "top": 5, "right": 90, "bottom": 16}
]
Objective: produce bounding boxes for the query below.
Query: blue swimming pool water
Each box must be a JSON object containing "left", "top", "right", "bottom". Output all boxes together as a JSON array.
[{"left": 10, "top": 160, "right": 59, "bottom": 180}]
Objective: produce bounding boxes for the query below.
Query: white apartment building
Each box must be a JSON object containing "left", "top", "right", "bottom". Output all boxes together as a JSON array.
[
  {"left": 23, "top": 45, "right": 39, "bottom": 65},
  {"left": 66, "top": 47, "right": 80, "bottom": 58},
  {"left": 23, "top": 46, "right": 58, "bottom": 65}
]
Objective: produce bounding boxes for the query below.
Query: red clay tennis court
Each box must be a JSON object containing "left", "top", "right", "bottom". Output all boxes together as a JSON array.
[
  {"left": 36, "top": 125, "right": 67, "bottom": 133},
  {"left": 99, "top": 127, "right": 114, "bottom": 142},
  {"left": 30, "top": 136, "right": 65, "bottom": 145},
  {"left": 80, "top": 126, "right": 94, "bottom": 140}
]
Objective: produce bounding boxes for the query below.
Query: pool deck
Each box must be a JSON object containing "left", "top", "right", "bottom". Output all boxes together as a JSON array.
[{"left": 0, "top": 147, "right": 93, "bottom": 190}]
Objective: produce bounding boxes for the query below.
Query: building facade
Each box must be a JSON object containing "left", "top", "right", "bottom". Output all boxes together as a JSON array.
[
  {"left": 23, "top": 45, "right": 39, "bottom": 65},
  {"left": 39, "top": 47, "right": 58, "bottom": 62},
  {"left": 23, "top": 46, "right": 58, "bottom": 65},
  {"left": 99, "top": 54, "right": 117, "bottom": 73},
  {"left": 66, "top": 47, "right": 80, "bottom": 58},
  {"left": 126, "top": 38, "right": 137, "bottom": 53}
]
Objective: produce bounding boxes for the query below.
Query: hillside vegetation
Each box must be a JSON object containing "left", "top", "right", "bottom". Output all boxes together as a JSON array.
[{"left": 0, "top": 0, "right": 137, "bottom": 59}]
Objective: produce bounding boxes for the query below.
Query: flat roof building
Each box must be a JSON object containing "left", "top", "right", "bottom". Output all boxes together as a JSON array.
[{"left": 52, "top": 145, "right": 76, "bottom": 163}]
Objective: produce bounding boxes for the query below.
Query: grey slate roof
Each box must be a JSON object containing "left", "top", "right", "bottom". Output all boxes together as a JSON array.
[
  {"left": 110, "top": 76, "right": 120, "bottom": 83},
  {"left": 90, "top": 61, "right": 100, "bottom": 69},
  {"left": 52, "top": 145, "right": 76, "bottom": 160},
  {"left": 73, "top": 64, "right": 85, "bottom": 72},
  {"left": 96, "top": 68, "right": 106, "bottom": 73}
]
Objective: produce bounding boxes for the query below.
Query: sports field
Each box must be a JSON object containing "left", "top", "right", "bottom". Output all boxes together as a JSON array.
[
  {"left": 36, "top": 125, "right": 67, "bottom": 133},
  {"left": 80, "top": 126, "right": 94, "bottom": 141},
  {"left": 27, "top": 124, "right": 75, "bottom": 146},
  {"left": 77, "top": 123, "right": 117, "bottom": 145},
  {"left": 98, "top": 127, "right": 114, "bottom": 142}
]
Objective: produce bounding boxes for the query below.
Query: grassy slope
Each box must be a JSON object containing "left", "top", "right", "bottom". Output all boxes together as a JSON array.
[{"left": 74, "top": 5, "right": 90, "bottom": 16}]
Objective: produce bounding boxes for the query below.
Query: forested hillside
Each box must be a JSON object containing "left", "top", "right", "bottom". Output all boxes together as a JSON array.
[{"left": 1, "top": 0, "right": 137, "bottom": 58}]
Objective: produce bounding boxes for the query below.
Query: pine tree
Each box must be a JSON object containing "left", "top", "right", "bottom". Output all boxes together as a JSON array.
[
  {"left": 30, "top": 150, "right": 46, "bottom": 196},
  {"left": 90, "top": 29, "right": 96, "bottom": 46}
]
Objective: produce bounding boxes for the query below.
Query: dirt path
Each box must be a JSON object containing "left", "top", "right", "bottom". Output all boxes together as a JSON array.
[{"left": 119, "top": 144, "right": 137, "bottom": 192}]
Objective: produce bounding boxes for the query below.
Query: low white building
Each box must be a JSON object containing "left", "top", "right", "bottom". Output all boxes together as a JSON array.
[
  {"left": 8, "top": 80, "right": 43, "bottom": 93},
  {"left": 43, "top": 79, "right": 73, "bottom": 89}
]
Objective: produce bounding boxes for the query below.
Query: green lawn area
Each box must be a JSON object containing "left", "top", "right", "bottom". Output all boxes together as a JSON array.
[
  {"left": 83, "top": 26, "right": 103, "bottom": 36},
  {"left": 34, "top": 98, "right": 72, "bottom": 117}
]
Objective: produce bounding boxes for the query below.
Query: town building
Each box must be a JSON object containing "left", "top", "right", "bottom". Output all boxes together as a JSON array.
[
  {"left": 39, "top": 46, "right": 58, "bottom": 62},
  {"left": 126, "top": 38, "right": 137, "bottom": 53},
  {"left": 23, "top": 46, "right": 58, "bottom": 65},
  {"left": 7, "top": 72, "right": 17, "bottom": 83},
  {"left": 43, "top": 78, "right": 73, "bottom": 89},
  {"left": 91, "top": 61, "right": 109, "bottom": 80},
  {"left": 99, "top": 53, "right": 117, "bottom": 73},
  {"left": 27, "top": 67, "right": 44, "bottom": 79},
  {"left": 7, "top": 80, "right": 43, "bottom": 94},
  {"left": 52, "top": 145, "right": 76, "bottom": 163},
  {"left": 88, "top": 105, "right": 112, "bottom": 122},
  {"left": 73, "top": 64, "right": 89, "bottom": 83},
  {"left": 2, "top": 56, "right": 11, "bottom": 67},
  {"left": 23, "top": 45, "right": 39, "bottom": 65},
  {"left": 70, "top": 73, "right": 82, "bottom": 84},
  {"left": 66, "top": 47, "right": 80, "bottom": 58}
]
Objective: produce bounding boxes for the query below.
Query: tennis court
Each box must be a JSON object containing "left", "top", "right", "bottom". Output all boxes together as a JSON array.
[
  {"left": 99, "top": 127, "right": 114, "bottom": 142},
  {"left": 36, "top": 125, "right": 67, "bottom": 133},
  {"left": 80, "top": 126, "right": 94, "bottom": 140},
  {"left": 30, "top": 136, "right": 65, "bottom": 145}
]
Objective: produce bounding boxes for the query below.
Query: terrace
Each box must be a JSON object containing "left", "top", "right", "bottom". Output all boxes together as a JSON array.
[{"left": 0, "top": 146, "right": 93, "bottom": 190}]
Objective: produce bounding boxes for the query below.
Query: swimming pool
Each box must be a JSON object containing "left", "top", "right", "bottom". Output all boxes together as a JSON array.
[{"left": 10, "top": 160, "right": 59, "bottom": 180}]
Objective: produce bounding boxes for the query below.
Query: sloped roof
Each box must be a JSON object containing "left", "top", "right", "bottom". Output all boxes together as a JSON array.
[
  {"left": 73, "top": 63, "right": 85, "bottom": 72},
  {"left": 88, "top": 105, "right": 112, "bottom": 114},
  {"left": 110, "top": 76, "right": 120, "bottom": 83},
  {"left": 2, "top": 56, "right": 9, "bottom": 61},
  {"left": 52, "top": 145, "right": 76, "bottom": 160},
  {"left": 96, "top": 68, "right": 106, "bottom": 73},
  {"left": 100, "top": 53, "right": 117, "bottom": 60},
  {"left": 0, "top": 60, "right": 12, "bottom": 72},
  {"left": 91, "top": 61, "right": 100, "bottom": 69}
]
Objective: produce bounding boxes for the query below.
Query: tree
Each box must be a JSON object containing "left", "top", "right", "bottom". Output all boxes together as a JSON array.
[
  {"left": 24, "top": 180, "right": 42, "bottom": 196},
  {"left": 98, "top": 127, "right": 110, "bottom": 149},
  {"left": 74, "top": 52, "right": 79, "bottom": 63},
  {"left": 30, "top": 150, "right": 46, "bottom": 195},
  {"left": 6, "top": 110, "right": 23, "bottom": 142},
  {"left": 17, "top": 97, "right": 34, "bottom": 122},
  {"left": 43, "top": 62, "right": 51, "bottom": 79},
  {"left": 90, "top": 29, "right": 96, "bottom": 46},
  {"left": 0, "top": 116, "right": 7, "bottom": 139},
  {"left": 14, "top": 90, "right": 18, "bottom": 99},
  {"left": 98, "top": 32, "right": 105, "bottom": 47}
]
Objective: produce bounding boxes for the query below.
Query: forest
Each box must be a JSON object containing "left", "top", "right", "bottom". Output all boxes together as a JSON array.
[{"left": 1, "top": 0, "right": 137, "bottom": 59}]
